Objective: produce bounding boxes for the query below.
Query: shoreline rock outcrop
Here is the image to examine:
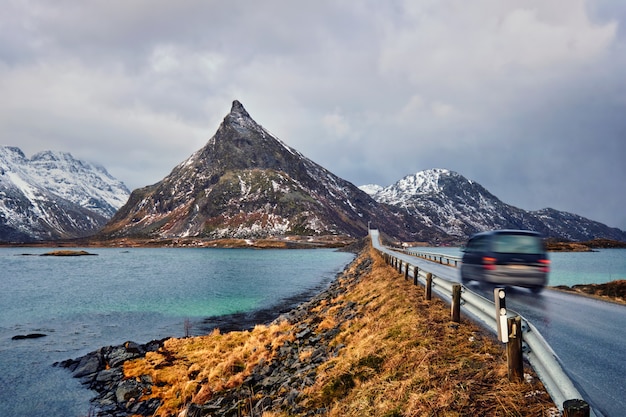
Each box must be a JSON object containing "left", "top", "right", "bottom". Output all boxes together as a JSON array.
[
  {"left": 11, "top": 333, "right": 47, "bottom": 340},
  {"left": 55, "top": 340, "right": 166, "bottom": 416}
]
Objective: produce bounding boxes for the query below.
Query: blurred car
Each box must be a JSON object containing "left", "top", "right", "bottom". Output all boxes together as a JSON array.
[{"left": 460, "top": 230, "right": 549, "bottom": 293}]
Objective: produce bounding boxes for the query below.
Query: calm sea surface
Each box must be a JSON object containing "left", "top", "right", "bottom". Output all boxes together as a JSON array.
[
  {"left": 414, "top": 247, "right": 626, "bottom": 286},
  {"left": 0, "top": 247, "right": 354, "bottom": 417}
]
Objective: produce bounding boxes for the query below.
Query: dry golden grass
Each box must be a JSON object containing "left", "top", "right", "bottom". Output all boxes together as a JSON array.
[
  {"left": 293, "top": 246, "right": 556, "bottom": 417},
  {"left": 123, "top": 243, "right": 557, "bottom": 416},
  {"left": 124, "top": 323, "right": 294, "bottom": 415}
]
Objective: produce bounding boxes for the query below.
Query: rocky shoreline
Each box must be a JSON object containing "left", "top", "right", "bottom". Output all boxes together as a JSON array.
[
  {"left": 56, "top": 252, "right": 371, "bottom": 417},
  {"left": 55, "top": 340, "right": 166, "bottom": 416}
]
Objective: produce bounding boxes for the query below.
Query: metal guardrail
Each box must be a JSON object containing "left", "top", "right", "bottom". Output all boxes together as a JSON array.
[
  {"left": 403, "top": 249, "right": 462, "bottom": 267},
  {"left": 379, "top": 247, "right": 594, "bottom": 417}
]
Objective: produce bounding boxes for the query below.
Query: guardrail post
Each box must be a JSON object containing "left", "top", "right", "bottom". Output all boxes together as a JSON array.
[
  {"left": 413, "top": 266, "right": 418, "bottom": 286},
  {"left": 404, "top": 263, "right": 409, "bottom": 280},
  {"left": 451, "top": 284, "right": 461, "bottom": 322},
  {"left": 563, "top": 399, "right": 590, "bottom": 417},
  {"left": 507, "top": 316, "right": 523, "bottom": 382},
  {"left": 494, "top": 288, "right": 508, "bottom": 343},
  {"left": 425, "top": 273, "right": 432, "bottom": 300}
]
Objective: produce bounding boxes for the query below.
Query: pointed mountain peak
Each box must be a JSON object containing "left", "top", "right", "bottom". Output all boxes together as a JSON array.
[
  {"left": 220, "top": 100, "right": 262, "bottom": 136},
  {"left": 230, "top": 100, "right": 250, "bottom": 118}
]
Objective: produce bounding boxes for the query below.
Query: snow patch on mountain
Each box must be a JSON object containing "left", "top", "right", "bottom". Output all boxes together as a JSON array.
[
  {"left": 28, "top": 150, "right": 130, "bottom": 217},
  {"left": 366, "top": 168, "right": 451, "bottom": 203},
  {"left": 358, "top": 184, "right": 383, "bottom": 196},
  {"left": 6, "top": 171, "right": 39, "bottom": 205}
]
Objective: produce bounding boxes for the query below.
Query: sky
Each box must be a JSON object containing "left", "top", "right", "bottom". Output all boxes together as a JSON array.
[{"left": 2, "top": 0, "right": 626, "bottom": 231}]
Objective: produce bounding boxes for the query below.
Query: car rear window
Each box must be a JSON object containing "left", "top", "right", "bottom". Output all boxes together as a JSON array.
[{"left": 493, "top": 234, "right": 543, "bottom": 254}]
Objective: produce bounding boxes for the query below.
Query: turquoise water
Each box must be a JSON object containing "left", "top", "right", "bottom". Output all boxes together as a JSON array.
[
  {"left": 413, "top": 247, "right": 626, "bottom": 286},
  {"left": 547, "top": 249, "right": 626, "bottom": 286},
  {"left": 0, "top": 247, "right": 354, "bottom": 417}
]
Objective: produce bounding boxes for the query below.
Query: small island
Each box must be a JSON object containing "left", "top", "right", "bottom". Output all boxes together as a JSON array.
[{"left": 40, "top": 250, "right": 97, "bottom": 256}]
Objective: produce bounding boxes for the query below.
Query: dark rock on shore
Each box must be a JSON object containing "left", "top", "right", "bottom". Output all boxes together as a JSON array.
[
  {"left": 11, "top": 333, "right": 47, "bottom": 340},
  {"left": 55, "top": 340, "right": 166, "bottom": 416}
]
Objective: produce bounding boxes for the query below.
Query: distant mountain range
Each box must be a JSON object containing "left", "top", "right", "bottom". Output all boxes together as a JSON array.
[
  {"left": 0, "top": 147, "right": 129, "bottom": 242},
  {"left": 2, "top": 101, "right": 625, "bottom": 244},
  {"left": 360, "top": 169, "right": 626, "bottom": 242}
]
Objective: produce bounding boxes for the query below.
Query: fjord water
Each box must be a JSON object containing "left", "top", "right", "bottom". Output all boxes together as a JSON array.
[
  {"left": 416, "top": 247, "right": 626, "bottom": 287},
  {"left": 0, "top": 247, "right": 354, "bottom": 417}
]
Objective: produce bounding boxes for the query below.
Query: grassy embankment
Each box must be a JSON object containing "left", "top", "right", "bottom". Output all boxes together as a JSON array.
[{"left": 122, "top": 242, "right": 557, "bottom": 416}]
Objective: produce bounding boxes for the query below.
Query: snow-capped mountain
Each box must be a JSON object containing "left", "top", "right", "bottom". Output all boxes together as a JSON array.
[
  {"left": 100, "top": 101, "right": 441, "bottom": 242},
  {"left": 361, "top": 169, "right": 626, "bottom": 242},
  {"left": 0, "top": 146, "right": 130, "bottom": 242}
]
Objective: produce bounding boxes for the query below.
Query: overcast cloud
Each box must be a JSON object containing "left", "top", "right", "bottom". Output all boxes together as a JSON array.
[{"left": 2, "top": 0, "right": 625, "bottom": 230}]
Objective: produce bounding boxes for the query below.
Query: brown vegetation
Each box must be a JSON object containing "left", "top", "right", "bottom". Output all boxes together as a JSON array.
[
  {"left": 553, "top": 280, "right": 626, "bottom": 305},
  {"left": 121, "top": 243, "right": 556, "bottom": 416},
  {"left": 124, "top": 323, "right": 294, "bottom": 412}
]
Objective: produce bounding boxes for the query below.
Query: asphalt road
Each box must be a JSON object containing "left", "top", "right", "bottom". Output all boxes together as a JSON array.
[{"left": 371, "top": 230, "right": 625, "bottom": 417}]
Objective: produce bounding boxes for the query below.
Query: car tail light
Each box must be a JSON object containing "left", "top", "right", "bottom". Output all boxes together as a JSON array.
[
  {"left": 482, "top": 256, "right": 497, "bottom": 270},
  {"left": 539, "top": 259, "right": 550, "bottom": 273}
]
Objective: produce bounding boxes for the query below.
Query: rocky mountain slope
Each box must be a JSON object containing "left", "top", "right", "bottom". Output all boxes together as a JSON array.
[
  {"left": 0, "top": 147, "right": 130, "bottom": 242},
  {"left": 361, "top": 168, "right": 626, "bottom": 242},
  {"left": 99, "top": 101, "right": 441, "bottom": 242}
]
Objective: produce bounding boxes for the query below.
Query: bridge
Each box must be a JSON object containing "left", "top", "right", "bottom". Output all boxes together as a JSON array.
[{"left": 370, "top": 229, "right": 625, "bottom": 417}]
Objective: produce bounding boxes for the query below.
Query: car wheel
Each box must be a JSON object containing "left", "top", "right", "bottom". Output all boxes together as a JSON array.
[{"left": 530, "top": 286, "right": 544, "bottom": 294}]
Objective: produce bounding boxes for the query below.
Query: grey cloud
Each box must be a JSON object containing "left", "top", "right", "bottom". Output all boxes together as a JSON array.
[{"left": 1, "top": 1, "right": 625, "bottom": 230}]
